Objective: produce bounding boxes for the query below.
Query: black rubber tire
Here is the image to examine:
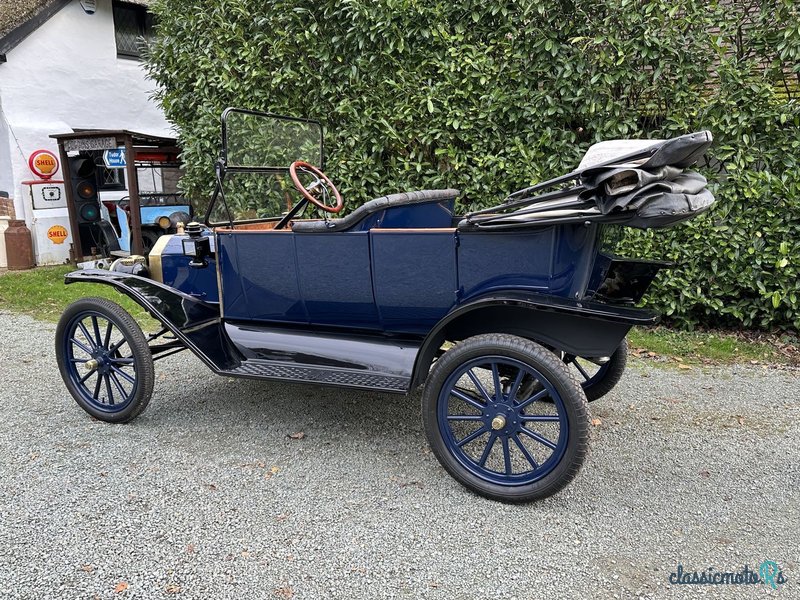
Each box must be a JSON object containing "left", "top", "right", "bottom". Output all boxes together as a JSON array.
[
  {"left": 55, "top": 297, "right": 154, "bottom": 423},
  {"left": 421, "top": 334, "right": 589, "bottom": 503},
  {"left": 575, "top": 338, "right": 628, "bottom": 402},
  {"left": 141, "top": 229, "right": 161, "bottom": 255}
]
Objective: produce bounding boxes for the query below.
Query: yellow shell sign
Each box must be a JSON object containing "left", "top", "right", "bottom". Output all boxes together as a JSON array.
[
  {"left": 47, "top": 225, "right": 69, "bottom": 245},
  {"left": 28, "top": 149, "right": 60, "bottom": 180}
]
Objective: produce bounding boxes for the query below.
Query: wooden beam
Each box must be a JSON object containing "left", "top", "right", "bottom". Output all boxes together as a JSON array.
[
  {"left": 123, "top": 135, "right": 144, "bottom": 255},
  {"left": 56, "top": 141, "right": 84, "bottom": 264}
]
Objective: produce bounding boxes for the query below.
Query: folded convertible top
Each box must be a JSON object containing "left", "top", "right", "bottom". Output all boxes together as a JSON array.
[{"left": 459, "top": 131, "right": 715, "bottom": 231}]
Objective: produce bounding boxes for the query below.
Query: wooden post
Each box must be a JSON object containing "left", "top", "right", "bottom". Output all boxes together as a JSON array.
[
  {"left": 56, "top": 141, "right": 84, "bottom": 263},
  {"left": 123, "top": 134, "right": 144, "bottom": 255}
]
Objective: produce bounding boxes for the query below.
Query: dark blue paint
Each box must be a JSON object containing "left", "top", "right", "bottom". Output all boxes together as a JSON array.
[
  {"left": 62, "top": 310, "right": 139, "bottom": 413},
  {"left": 370, "top": 230, "right": 457, "bottom": 333},
  {"left": 156, "top": 234, "right": 220, "bottom": 303},
  {"left": 457, "top": 225, "right": 600, "bottom": 302},
  {"left": 437, "top": 356, "right": 568, "bottom": 485},
  {"left": 161, "top": 254, "right": 220, "bottom": 303},
  {"left": 194, "top": 202, "right": 604, "bottom": 334},
  {"left": 347, "top": 199, "right": 455, "bottom": 231},
  {"left": 219, "top": 232, "right": 308, "bottom": 323},
  {"left": 294, "top": 232, "right": 379, "bottom": 327}
]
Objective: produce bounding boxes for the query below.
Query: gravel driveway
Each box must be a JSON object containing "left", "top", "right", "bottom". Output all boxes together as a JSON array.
[{"left": 0, "top": 310, "right": 798, "bottom": 599}]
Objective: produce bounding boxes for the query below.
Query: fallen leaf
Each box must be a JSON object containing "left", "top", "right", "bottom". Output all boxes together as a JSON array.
[
  {"left": 274, "top": 585, "right": 294, "bottom": 599},
  {"left": 114, "top": 582, "right": 129, "bottom": 594},
  {"left": 288, "top": 431, "right": 305, "bottom": 440},
  {"left": 165, "top": 584, "right": 181, "bottom": 594},
  {"left": 590, "top": 418, "right": 602, "bottom": 426}
]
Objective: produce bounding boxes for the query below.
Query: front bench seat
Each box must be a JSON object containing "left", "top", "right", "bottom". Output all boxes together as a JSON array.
[{"left": 291, "top": 189, "right": 460, "bottom": 233}]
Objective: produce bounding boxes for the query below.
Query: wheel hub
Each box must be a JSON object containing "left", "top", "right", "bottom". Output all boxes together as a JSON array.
[
  {"left": 491, "top": 415, "right": 506, "bottom": 430},
  {"left": 85, "top": 349, "right": 113, "bottom": 374},
  {"left": 488, "top": 401, "right": 520, "bottom": 436}
]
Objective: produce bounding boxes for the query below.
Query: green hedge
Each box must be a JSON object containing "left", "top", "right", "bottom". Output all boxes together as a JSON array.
[{"left": 146, "top": 0, "right": 800, "bottom": 330}]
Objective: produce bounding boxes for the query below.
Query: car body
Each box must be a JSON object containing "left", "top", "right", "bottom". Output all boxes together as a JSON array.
[{"left": 55, "top": 109, "right": 714, "bottom": 502}]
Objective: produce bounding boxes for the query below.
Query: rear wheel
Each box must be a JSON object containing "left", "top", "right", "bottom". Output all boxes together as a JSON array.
[
  {"left": 564, "top": 338, "right": 628, "bottom": 402},
  {"left": 55, "top": 297, "right": 154, "bottom": 423},
  {"left": 422, "top": 334, "right": 589, "bottom": 503}
]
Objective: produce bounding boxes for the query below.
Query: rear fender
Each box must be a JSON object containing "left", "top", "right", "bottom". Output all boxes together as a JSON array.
[
  {"left": 65, "top": 269, "right": 240, "bottom": 371},
  {"left": 411, "top": 291, "right": 658, "bottom": 387}
]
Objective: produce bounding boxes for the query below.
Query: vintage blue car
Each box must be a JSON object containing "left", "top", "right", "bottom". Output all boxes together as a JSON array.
[{"left": 55, "top": 109, "right": 714, "bottom": 502}]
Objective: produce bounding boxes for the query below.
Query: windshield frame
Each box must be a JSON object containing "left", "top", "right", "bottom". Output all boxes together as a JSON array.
[{"left": 204, "top": 108, "right": 325, "bottom": 227}]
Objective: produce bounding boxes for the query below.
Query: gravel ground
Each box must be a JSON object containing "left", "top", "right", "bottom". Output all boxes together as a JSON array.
[{"left": 0, "top": 310, "right": 798, "bottom": 599}]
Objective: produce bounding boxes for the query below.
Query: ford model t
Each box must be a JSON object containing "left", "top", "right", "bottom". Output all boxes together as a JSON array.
[{"left": 55, "top": 109, "right": 714, "bottom": 502}]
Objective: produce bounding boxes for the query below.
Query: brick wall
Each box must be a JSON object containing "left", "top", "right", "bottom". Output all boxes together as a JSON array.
[{"left": 0, "top": 197, "right": 15, "bottom": 219}]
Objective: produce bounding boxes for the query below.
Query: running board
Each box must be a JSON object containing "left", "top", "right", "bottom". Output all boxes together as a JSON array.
[
  {"left": 226, "top": 360, "right": 409, "bottom": 392},
  {"left": 221, "top": 322, "right": 421, "bottom": 393}
]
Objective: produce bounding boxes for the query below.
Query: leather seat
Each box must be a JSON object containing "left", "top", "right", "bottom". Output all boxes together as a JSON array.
[{"left": 292, "top": 189, "right": 460, "bottom": 233}]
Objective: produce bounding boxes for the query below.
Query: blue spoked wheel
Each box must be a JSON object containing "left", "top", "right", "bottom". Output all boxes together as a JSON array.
[
  {"left": 55, "top": 297, "right": 154, "bottom": 423},
  {"left": 563, "top": 338, "right": 628, "bottom": 402},
  {"left": 422, "top": 334, "right": 589, "bottom": 502}
]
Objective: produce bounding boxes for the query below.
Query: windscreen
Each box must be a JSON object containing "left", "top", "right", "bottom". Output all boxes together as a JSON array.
[
  {"left": 223, "top": 109, "right": 323, "bottom": 169},
  {"left": 208, "top": 171, "right": 310, "bottom": 223}
]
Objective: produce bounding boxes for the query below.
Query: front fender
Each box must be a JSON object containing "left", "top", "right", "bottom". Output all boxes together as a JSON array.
[
  {"left": 65, "top": 269, "right": 241, "bottom": 372},
  {"left": 411, "top": 291, "right": 659, "bottom": 387}
]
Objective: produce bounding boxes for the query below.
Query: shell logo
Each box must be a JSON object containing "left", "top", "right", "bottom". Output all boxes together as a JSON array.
[
  {"left": 47, "top": 225, "right": 69, "bottom": 244},
  {"left": 28, "top": 149, "right": 60, "bottom": 180}
]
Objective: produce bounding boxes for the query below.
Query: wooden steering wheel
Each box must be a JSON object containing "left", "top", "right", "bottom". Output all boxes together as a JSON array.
[{"left": 289, "top": 161, "right": 344, "bottom": 214}]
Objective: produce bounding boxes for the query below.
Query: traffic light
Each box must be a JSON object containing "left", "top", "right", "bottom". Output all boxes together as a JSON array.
[{"left": 68, "top": 156, "right": 101, "bottom": 224}]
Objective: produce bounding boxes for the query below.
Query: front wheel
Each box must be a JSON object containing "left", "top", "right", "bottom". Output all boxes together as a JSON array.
[
  {"left": 422, "top": 334, "right": 589, "bottom": 503},
  {"left": 55, "top": 297, "right": 154, "bottom": 423}
]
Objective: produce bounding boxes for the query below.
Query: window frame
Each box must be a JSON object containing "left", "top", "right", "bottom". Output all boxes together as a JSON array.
[{"left": 112, "top": 1, "right": 154, "bottom": 60}]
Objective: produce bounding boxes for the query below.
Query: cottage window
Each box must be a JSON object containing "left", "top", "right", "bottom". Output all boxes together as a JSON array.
[{"left": 112, "top": 1, "right": 154, "bottom": 59}]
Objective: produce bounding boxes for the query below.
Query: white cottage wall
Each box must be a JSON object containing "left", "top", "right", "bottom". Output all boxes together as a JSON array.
[{"left": 0, "top": 0, "right": 172, "bottom": 263}]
